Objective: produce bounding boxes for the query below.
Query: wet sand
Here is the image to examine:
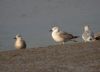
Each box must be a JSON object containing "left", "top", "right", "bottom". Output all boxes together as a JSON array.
[{"left": 0, "top": 41, "right": 100, "bottom": 72}]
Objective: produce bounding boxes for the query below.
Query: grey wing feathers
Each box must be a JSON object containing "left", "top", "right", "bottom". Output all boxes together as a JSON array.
[
  {"left": 21, "top": 39, "right": 26, "bottom": 48},
  {"left": 60, "top": 32, "right": 73, "bottom": 39}
]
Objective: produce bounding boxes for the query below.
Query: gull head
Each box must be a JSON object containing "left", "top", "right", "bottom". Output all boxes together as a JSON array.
[
  {"left": 14, "top": 34, "right": 22, "bottom": 39},
  {"left": 84, "top": 25, "right": 90, "bottom": 31},
  {"left": 49, "top": 26, "right": 60, "bottom": 32}
]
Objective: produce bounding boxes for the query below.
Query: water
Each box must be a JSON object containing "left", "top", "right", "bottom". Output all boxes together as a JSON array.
[{"left": 0, "top": 0, "right": 100, "bottom": 51}]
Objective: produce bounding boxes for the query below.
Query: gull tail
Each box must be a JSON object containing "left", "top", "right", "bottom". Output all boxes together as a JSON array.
[{"left": 73, "top": 36, "right": 79, "bottom": 39}]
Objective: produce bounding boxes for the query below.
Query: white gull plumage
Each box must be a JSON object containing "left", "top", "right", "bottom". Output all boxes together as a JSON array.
[{"left": 82, "top": 25, "right": 95, "bottom": 42}]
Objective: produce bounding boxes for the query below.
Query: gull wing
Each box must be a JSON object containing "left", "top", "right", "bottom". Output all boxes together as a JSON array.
[
  {"left": 21, "top": 39, "right": 26, "bottom": 49},
  {"left": 59, "top": 31, "right": 73, "bottom": 39}
]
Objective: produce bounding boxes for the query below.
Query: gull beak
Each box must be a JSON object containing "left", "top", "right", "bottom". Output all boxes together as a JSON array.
[
  {"left": 13, "top": 37, "right": 16, "bottom": 39},
  {"left": 49, "top": 29, "right": 52, "bottom": 32}
]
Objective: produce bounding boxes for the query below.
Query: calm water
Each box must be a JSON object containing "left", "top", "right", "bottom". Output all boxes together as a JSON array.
[{"left": 0, "top": 0, "right": 100, "bottom": 51}]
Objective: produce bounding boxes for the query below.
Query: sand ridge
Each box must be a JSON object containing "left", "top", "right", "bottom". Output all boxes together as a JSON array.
[{"left": 0, "top": 41, "right": 100, "bottom": 72}]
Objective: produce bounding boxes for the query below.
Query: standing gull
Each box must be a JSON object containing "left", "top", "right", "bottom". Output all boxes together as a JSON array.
[
  {"left": 82, "top": 25, "right": 95, "bottom": 42},
  {"left": 50, "top": 26, "right": 79, "bottom": 44},
  {"left": 14, "top": 34, "right": 26, "bottom": 49}
]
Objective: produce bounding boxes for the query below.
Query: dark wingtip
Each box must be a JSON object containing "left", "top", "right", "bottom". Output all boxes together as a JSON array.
[
  {"left": 73, "top": 36, "right": 79, "bottom": 38},
  {"left": 95, "top": 36, "right": 100, "bottom": 40}
]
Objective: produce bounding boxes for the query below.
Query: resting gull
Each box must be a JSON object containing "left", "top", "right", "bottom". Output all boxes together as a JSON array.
[
  {"left": 50, "top": 26, "right": 79, "bottom": 44},
  {"left": 14, "top": 34, "right": 26, "bottom": 49}
]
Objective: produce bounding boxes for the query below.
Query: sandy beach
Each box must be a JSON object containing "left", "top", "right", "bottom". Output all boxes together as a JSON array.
[{"left": 0, "top": 41, "right": 100, "bottom": 72}]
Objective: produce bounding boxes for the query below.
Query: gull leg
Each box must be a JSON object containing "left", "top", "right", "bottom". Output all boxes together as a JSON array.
[{"left": 62, "top": 42, "right": 65, "bottom": 45}]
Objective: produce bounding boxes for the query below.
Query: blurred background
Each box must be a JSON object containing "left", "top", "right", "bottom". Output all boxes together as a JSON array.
[{"left": 0, "top": 0, "right": 100, "bottom": 51}]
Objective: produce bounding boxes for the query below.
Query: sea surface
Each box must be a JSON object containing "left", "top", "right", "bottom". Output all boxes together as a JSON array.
[{"left": 0, "top": 0, "right": 100, "bottom": 51}]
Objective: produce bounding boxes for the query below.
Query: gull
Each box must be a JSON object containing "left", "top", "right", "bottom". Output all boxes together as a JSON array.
[
  {"left": 82, "top": 25, "right": 95, "bottom": 42},
  {"left": 14, "top": 34, "right": 26, "bottom": 49},
  {"left": 49, "top": 26, "right": 79, "bottom": 44}
]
